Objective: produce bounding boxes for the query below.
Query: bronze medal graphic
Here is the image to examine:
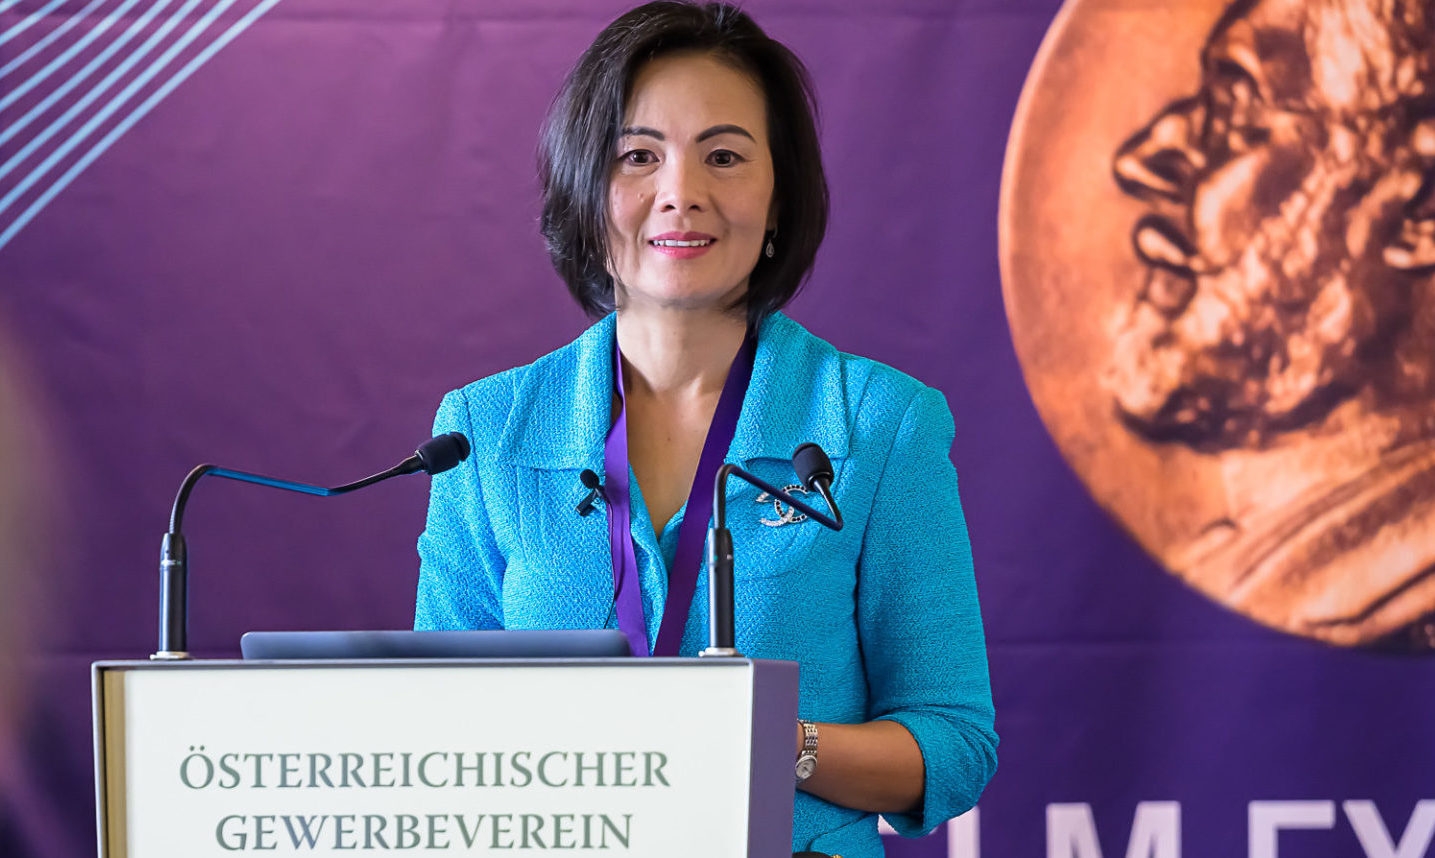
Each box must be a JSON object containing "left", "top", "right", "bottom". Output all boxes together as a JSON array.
[{"left": 1000, "top": 0, "right": 1435, "bottom": 650}]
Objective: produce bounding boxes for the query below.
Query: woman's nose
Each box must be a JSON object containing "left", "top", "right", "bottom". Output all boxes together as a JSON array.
[
  {"left": 1113, "top": 96, "right": 1207, "bottom": 203},
  {"left": 655, "top": 157, "right": 707, "bottom": 212}
]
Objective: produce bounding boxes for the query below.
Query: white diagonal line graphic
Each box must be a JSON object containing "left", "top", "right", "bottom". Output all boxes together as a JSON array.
[
  {"left": 0, "top": 0, "right": 284, "bottom": 250},
  {"left": 0, "top": 0, "right": 107, "bottom": 79},
  {"left": 0, "top": 0, "right": 71, "bottom": 47},
  {"left": 0, "top": 0, "right": 24, "bottom": 13},
  {"left": 1, "top": 0, "right": 152, "bottom": 116},
  {"left": 0, "top": 0, "right": 191, "bottom": 182}
]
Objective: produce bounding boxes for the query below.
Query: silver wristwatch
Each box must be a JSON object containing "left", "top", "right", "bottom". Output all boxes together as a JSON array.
[{"left": 795, "top": 720, "right": 818, "bottom": 781}]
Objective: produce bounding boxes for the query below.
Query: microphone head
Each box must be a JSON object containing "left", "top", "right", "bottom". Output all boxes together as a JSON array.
[
  {"left": 415, "top": 432, "right": 471, "bottom": 475},
  {"left": 792, "top": 442, "right": 834, "bottom": 490},
  {"left": 580, "top": 469, "right": 602, "bottom": 490}
]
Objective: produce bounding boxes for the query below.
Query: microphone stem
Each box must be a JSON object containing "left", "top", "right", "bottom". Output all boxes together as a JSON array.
[
  {"left": 702, "top": 463, "right": 843, "bottom": 657},
  {"left": 156, "top": 454, "right": 422, "bottom": 658},
  {"left": 169, "top": 461, "right": 418, "bottom": 531},
  {"left": 155, "top": 531, "right": 188, "bottom": 658},
  {"left": 714, "top": 464, "right": 842, "bottom": 530},
  {"left": 703, "top": 465, "right": 742, "bottom": 657},
  {"left": 705, "top": 526, "right": 736, "bottom": 653},
  {"left": 811, "top": 480, "right": 843, "bottom": 530}
]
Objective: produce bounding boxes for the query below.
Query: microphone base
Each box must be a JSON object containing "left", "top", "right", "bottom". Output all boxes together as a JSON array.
[
  {"left": 699, "top": 647, "right": 743, "bottom": 658},
  {"left": 149, "top": 650, "right": 192, "bottom": 661}
]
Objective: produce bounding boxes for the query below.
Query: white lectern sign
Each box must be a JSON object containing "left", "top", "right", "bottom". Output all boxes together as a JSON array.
[{"left": 94, "top": 659, "right": 797, "bottom": 857}]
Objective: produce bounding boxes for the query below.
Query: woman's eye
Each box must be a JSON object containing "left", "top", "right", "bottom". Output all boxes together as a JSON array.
[
  {"left": 621, "top": 149, "right": 656, "bottom": 166},
  {"left": 709, "top": 150, "right": 741, "bottom": 167}
]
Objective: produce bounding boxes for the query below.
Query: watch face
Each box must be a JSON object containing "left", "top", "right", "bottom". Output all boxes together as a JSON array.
[{"left": 795, "top": 754, "right": 817, "bottom": 780}]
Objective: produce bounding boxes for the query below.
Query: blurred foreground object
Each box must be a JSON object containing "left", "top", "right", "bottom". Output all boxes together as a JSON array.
[{"left": 0, "top": 321, "right": 54, "bottom": 761}]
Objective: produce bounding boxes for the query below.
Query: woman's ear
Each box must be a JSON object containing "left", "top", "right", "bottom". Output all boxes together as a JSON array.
[{"left": 1386, "top": 118, "right": 1435, "bottom": 272}]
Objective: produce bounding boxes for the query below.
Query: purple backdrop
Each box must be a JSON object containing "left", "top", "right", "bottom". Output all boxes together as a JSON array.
[{"left": 1, "top": 0, "right": 1432, "bottom": 856}]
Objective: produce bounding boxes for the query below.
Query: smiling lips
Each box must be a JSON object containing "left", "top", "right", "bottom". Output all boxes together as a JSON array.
[{"left": 649, "top": 231, "right": 716, "bottom": 259}]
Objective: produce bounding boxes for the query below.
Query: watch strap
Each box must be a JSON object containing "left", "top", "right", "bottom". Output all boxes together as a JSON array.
[{"left": 795, "top": 720, "right": 819, "bottom": 781}]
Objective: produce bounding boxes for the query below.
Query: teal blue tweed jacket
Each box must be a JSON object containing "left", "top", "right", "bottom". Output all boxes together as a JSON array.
[{"left": 416, "top": 312, "right": 997, "bottom": 857}]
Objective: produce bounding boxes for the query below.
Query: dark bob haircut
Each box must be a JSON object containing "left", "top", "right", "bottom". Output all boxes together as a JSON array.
[{"left": 539, "top": 1, "right": 829, "bottom": 327}]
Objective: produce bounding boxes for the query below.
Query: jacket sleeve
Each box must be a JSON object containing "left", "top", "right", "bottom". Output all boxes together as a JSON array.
[
  {"left": 414, "top": 389, "right": 506, "bottom": 630},
  {"left": 858, "top": 384, "right": 998, "bottom": 835}
]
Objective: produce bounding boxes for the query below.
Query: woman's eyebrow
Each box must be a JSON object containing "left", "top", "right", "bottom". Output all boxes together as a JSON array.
[
  {"left": 697, "top": 124, "right": 755, "bottom": 142},
  {"left": 617, "top": 124, "right": 756, "bottom": 142}
]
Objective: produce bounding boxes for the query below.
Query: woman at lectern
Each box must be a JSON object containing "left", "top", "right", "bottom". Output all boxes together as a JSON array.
[{"left": 415, "top": 3, "right": 996, "bottom": 855}]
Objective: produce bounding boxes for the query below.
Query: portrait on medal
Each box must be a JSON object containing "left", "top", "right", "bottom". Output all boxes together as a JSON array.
[{"left": 1001, "top": 0, "right": 1435, "bottom": 649}]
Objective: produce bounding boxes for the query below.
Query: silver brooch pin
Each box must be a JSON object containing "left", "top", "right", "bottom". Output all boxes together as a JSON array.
[{"left": 755, "top": 484, "right": 810, "bottom": 527}]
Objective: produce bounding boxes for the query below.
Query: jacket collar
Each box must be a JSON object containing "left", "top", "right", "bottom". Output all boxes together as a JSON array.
[{"left": 497, "top": 312, "right": 850, "bottom": 471}]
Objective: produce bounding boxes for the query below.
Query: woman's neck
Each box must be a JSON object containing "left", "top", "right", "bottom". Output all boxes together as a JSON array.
[{"left": 615, "top": 306, "right": 749, "bottom": 400}]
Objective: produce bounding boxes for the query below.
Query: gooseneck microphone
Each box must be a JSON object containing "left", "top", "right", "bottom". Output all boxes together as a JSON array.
[
  {"left": 701, "top": 444, "right": 843, "bottom": 658},
  {"left": 153, "top": 432, "right": 471, "bottom": 660}
]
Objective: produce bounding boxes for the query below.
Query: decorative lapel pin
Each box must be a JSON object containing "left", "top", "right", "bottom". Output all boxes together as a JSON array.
[{"left": 755, "top": 484, "right": 810, "bottom": 527}]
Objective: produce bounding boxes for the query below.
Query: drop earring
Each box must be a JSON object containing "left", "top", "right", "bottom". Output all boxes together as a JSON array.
[{"left": 765, "top": 227, "right": 777, "bottom": 259}]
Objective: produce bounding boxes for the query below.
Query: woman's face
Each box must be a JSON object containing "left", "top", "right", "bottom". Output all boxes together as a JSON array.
[{"left": 606, "top": 51, "right": 776, "bottom": 316}]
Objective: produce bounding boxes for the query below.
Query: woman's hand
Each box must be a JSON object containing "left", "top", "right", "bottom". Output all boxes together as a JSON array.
[{"left": 794, "top": 720, "right": 925, "bottom": 814}]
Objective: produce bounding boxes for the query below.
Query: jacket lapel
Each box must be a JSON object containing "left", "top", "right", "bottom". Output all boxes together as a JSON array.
[
  {"left": 729, "top": 312, "right": 852, "bottom": 467},
  {"left": 497, "top": 314, "right": 615, "bottom": 473}
]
